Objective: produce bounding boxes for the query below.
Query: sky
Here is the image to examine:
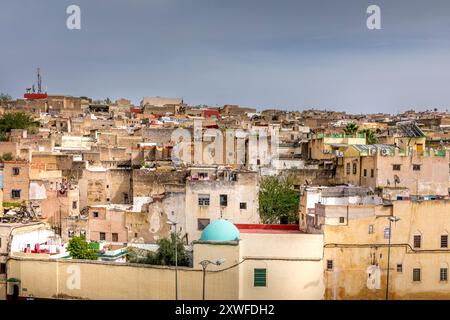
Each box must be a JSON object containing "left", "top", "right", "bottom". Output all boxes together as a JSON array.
[{"left": 1, "top": 0, "right": 450, "bottom": 113}]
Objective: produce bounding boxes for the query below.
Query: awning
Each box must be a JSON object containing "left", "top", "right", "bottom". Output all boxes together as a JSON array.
[{"left": 7, "top": 278, "right": 20, "bottom": 283}]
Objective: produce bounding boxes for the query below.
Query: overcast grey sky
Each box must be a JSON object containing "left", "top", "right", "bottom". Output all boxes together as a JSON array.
[{"left": 1, "top": 0, "right": 450, "bottom": 113}]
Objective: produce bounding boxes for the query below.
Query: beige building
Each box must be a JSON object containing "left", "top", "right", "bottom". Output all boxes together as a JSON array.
[
  {"left": 0, "top": 222, "right": 51, "bottom": 300},
  {"left": 320, "top": 199, "right": 450, "bottom": 299},
  {"left": 308, "top": 132, "right": 366, "bottom": 168},
  {"left": 87, "top": 205, "right": 130, "bottom": 243},
  {"left": 2, "top": 161, "right": 30, "bottom": 204},
  {"left": 185, "top": 167, "right": 259, "bottom": 242},
  {"left": 336, "top": 145, "right": 449, "bottom": 197},
  {"left": 4, "top": 220, "right": 324, "bottom": 300}
]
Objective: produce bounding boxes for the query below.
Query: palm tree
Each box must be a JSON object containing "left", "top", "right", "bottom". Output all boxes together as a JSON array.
[
  {"left": 344, "top": 123, "right": 359, "bottom": 136},
  {"left": 361, "top": 129, "right": 378, "bottom": 144}
]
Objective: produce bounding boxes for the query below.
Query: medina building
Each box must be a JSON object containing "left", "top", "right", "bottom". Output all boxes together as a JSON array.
[
  {"left": 184, "top": 166, "right": 260, "bottom": 242},
  {"left": 334, "top": 144, "right": 449, "bottom": 198},
  {"left": 316, "top": 197, "right": 450, "bottom": 299},
  {"left": 3, "top": 219, "right": 324, "bottom": 300}
]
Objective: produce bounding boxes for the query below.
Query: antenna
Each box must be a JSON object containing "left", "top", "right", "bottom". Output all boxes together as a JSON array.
[
  {"left": 37, "top": 68, "right": 42, "bottom": 93},
  {"left": 23, "top": 68, "right": 48, "bottom": 99}
]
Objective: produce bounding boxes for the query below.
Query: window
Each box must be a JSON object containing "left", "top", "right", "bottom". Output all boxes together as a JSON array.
[
  {"left": 441, "top": 235, "right": 448, "bottom": 248},
  {"left": 11, "top": 189, "right": 21, "bottom": 199},
  {"left": 413, "top": 164, "right": 421, "bottom": 171},
  {"left": 339, "top": 217, "right": 345, "bottom": 224},
  {"left": 440, "top": 268, "right": 448, "bottom": 281},
  {"left": 363, "top": 169, "right": 367, "bottom": 177},
  {"left": 198, "top": 194, "right": 210, "bottom": 206},
  {"left": 368, "top": 225, "right": 374, "bottom": 234},
  {"left": 80, "top": 229, "right": 86, "bottom": 237},
  {"left": 92, "top": 211, "right": 99, "bottom": 218},
  {"left": 12, "top": 167, "right": 20, "bottom": 176},
  {"left": 254, "top": 268, "right": 267, "bottom": 287},
  {"left": 352, "top": 163, "right": 357, "bottom": 175},
  {"left": 0, "top": 263, "right": 5, "bottom": 274},
  {"left": 393, "top": 164, "right": 401, "bottom": 171},
  {"left": 240, "top": 202, "right": 247, "bottom": 210},
  {"left": 370, "top": 169, "right": 374, "bottom": 178},
  {"left": 197, "top": 218, "right": 210, "bottom": 231},
  {"left": 326, "top": 260, "right": 333, "bottom": 271},
  {"left": 346, "top": 163, "right": 351, "bottom": 175},
  {"left": 68, "top": 230, "right": 74, "bottom": 238},
  {"left": 99, "top": 232, "right": 106, "bottom": 241},
  {"left": 397, "top": 264, "right": 403, "bottom": 273},
  {"left": 112, "top": 233, "right": 118, "bottom": 242},
  {"left": 413, "top": 268, "right": 421, "bottom": 282},
  {"left": 72, "top": 201, "right": 77, "bottom": 209},
  {"left": 219, "top": 194, "right": 228, "bottom": 207},
  {"left": 384, "top": 227, "right": 390, "bottom": 239},
  {"left": 198, "top": 172, "right": 208, "bottom": 180},
  {"left": 134, "top": 233, "right": 138, "bottom": 238},
  {"left": 414, "top": 235, "right": 422, "bottom": 248}
]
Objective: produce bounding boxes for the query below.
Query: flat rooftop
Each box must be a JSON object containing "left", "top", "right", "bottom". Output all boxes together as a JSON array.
[{"left": 235, "top": 224, "right": 304, "bottom": 234}]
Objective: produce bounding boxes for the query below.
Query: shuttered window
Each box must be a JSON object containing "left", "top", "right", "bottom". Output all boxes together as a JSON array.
[
  {"left": 254, "top": 268, "right": 267, "bottom": 287},
  {"left": 414, "top": 235, "right": 421, "bottom": 248},
  {"left": 198, "top": 194, "right": 210, "bottom": 206},
  {"left": 440, "top": 268, "right": 448, "bottom": 281},
  {"left": 441, "top": 235, "right": 448, "bottom": 248},
  {"left": 326, "top": 260, "right": 333, "bottom": 271}
]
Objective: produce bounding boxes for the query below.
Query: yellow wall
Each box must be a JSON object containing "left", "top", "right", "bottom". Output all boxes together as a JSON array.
[
  {"left": 5, "top": 233, "right": 326, "bottom": 300},
  {"left": 6, "top": 257, "right": 237, "bottom": 300},
  {"left": 323, "top": 200, "right": 450, "bottom": 299},
  {"left": 239, "top": 233, "right": 324, "bottom": 300}
]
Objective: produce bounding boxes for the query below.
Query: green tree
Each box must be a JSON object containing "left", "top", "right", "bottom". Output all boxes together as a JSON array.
[
  {"left": 343, "top": 123, "right": 359, "bottom": 136},
  {"left": 0, "top": 93, "right": 12, "bottom": 103},
  {"left": 0, "top": 112, "right": 39, "bottom": 141},
  {"left": 258, "top": 175, "right": 300, "bottom": 224},
  {"left": 135, "top": 233, "right": 189, "bottom": 266},
  {"left": 0, "top": 152, "right": 13, "bottom": 161},
  {"left": 360, "top": 129, "right": 378, "bottom": 144},
  {"left": 66, "top": 236, "right": 97, "bottom": 260}
]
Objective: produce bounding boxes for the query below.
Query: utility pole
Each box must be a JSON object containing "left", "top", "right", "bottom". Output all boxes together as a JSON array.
[
  {"left": 174, "top": 223, "right": 178, "bottom": 301},
  {"left": 386, "top": 216, "right": 400, "bottom": 300},
  {"left": 199, "top": 258, "right": 226, "bottom": 300},
  {"left": 167, "top": 220, "right": 178, "bottom": 300}
]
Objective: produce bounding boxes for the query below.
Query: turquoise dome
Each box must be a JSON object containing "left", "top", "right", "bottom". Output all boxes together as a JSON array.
[{"left": 200, "top": 219, "right": 240, "bottom": 241}]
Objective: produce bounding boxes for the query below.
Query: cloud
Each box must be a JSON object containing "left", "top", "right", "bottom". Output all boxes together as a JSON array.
[{"left": 1, "top": 0, "right": 450, "bottom": 112}]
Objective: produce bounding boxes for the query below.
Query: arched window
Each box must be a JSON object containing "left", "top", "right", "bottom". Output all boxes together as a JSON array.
[
  {"left": 413, "top": 231, "right": 422, "bottom": 249},
  {"left": 352, "top": 163, "right": 357, "bottom": 175},
  {"left": 441, "top": 232, "right": 448, "bottom": 248},
  {"left": 440, "top": 262, "right": 449, "bottom": 282},
  {"left": 346, "top": 163, "right": 351, "bottom": 175}
]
